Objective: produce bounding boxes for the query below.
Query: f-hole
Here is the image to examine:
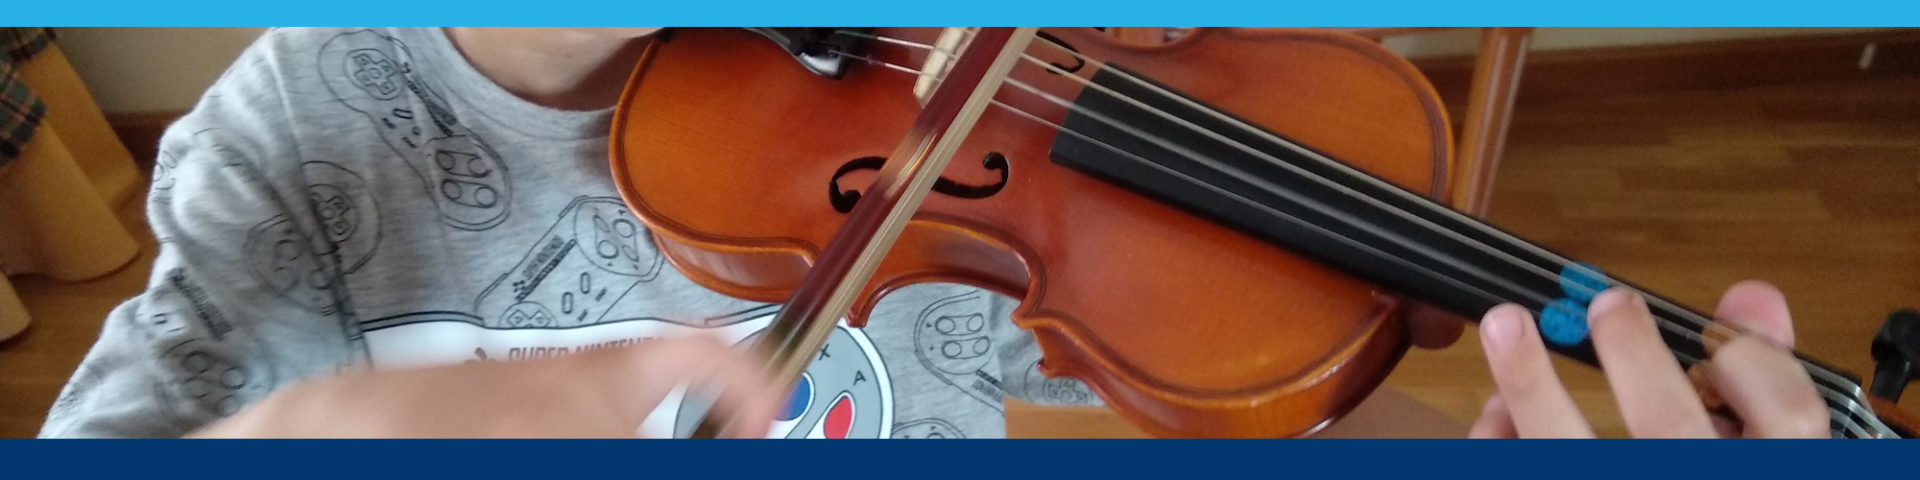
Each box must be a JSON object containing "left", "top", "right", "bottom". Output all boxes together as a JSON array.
[
  {"left": 1034, "top": 31, "right": 1085, "bottom": 75},
  {"left": 828, "top": 152, "right": 1011, "bottom": 213}
]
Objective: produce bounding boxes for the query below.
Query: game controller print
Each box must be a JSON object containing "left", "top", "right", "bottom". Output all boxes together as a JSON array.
[
  {"left": 130, "top": 278, "right": 196, "bottom": 343},
  {"left": 150, "top": 129, "right": 260, "bottom": 206},
  {"left": 1021, "top": 358, "right": 1097, "bottom": 405},
  {"left": 674, "top": 323, "right": 892, "bottom": 439},
  {"left": 134, "top": 300, "right": 190, "bottom": 343},
  {"left": 159, "top": 338, "right": 274, "bottom": 419},
  {"left": 892, "top": 418, "right": 966, "bottom": 439},
  {"left": 318, "top": 29, "right": 510, "bottom": 231},
  {"left": 913, "top": 291, "right": 1007, "bottom": 410},
  {"left": 474, "top": 197, "right": 665, "bottom": 328},
  {"left": 302, "top": 161, "right": 382, "bottom": 273},
  {"left": 245, "top": 216, "right": 341, "bottom": 314},
  {"left": 152, "top": 149, "right": 178, "bottom": 193}
]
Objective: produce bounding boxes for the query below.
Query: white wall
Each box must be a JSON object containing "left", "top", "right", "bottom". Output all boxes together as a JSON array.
[
  {"left": 57, "top": 27, "right": 266, "bottom": 114},
  {"left": 53, "top": 27, "right": 1905, "bottom": 115}
]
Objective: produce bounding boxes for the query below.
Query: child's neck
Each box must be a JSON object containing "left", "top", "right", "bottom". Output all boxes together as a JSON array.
[{"left": 444, "top": 28, "right": 651, "bottom": 111}]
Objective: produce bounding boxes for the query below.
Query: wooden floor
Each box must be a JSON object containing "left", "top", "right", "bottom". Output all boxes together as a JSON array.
[
  {"left": 1, "top": 198, "right": 154, "bottom": 438},
  {"left": 3, "top": 78, "right": 1917, "bottom": 438},
  {"left": 1388, "top": 77, "right": 1920, "bottom": 437}
]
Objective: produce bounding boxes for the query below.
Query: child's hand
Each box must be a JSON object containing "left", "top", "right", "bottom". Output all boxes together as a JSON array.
[
  {"left": 189, "top": 335, "right": 782, "bottom": 438},
  {"left": 1469, "top": 281, "right": 1829, "bottom": 438}
]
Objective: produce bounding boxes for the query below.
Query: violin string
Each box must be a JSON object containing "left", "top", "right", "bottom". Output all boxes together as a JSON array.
[
  {"left": 838, "top": 49, "right": 1558, "bottom": 307},
  {"left": 832, "top": 50, "right": 1868, "bottom": 434},
  {"left": 832, "top": 32, "right": 1880, "bottom": 437},
  {"left": 915, "top": 30, "right": 1874, "bottom": 404},
  {"left": 992, "top": 74, "right": 1879, "bottom": 436},
  {"left": 1052, "top": 33, "right": 1869, "bottom": 437},
  {"left": 852, "top": 55, "right": 1876, "bottom": 439},
  {"left": 836, "top": 47, "right": 1682, "bottom": 347},
  {"left": 1041, "top": 39, "right": 1709, "bottom": 319},
  {"left": 1010, "top": 33, "right": 1885, "bottom": 434},
  {"left": 841, "top": 49, "right": 1579, "bottom": 326},
  {"left": 850, "top": 30, "right": 1720, "bottom": 340},
  {"left": 832, "top": 38, "right": 1881, "bottom": 438},
  {"left": 983, "top": 82, "right": 1915, "bottom": 439},
  {"left": 872, "top": 29, "right": 1750, "bottom": 345}
]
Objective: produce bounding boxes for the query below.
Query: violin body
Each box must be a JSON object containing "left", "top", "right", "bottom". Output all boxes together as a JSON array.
[{"left": 611, "top": 27, "right": 1453, "bottom": 438}]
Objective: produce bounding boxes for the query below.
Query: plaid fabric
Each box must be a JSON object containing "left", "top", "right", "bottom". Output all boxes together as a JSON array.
[
  {"left": 2, "top": 28, "right": 54, "bottom": 61},
  {"left": 0, "top": 28, "right": 55, "bottom": 169}
]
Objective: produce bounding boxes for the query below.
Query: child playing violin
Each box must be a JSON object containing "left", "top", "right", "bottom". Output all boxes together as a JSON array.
[{"left": 40, "top": 27, "right": 1826, "bottom": 439}]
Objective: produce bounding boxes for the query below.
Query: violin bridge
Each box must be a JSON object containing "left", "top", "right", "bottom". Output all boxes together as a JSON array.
[{"left": 914, "top": 27, "right": 975, "bottom": 105}]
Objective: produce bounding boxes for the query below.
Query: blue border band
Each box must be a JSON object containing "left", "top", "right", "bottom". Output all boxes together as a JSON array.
[{"left": 6, "top": 439, "right": 1913, "bottom": 478}]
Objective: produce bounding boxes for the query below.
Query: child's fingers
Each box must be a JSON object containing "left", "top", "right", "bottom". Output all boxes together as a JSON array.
[
  {"left": 1467, "top": 395, "right": 1518, "bottom": 439},
  {"left": 626, "top": 336, "right": 784, "bottom": 438},
  {"left": 1479, "top": 304, "right": 1594, "bottom": 438},
  {"left": 1712, "top": 280, "right": 1795, "bottom": 347},
  {"left": 1587, "top": 289, "right": 1717, "bottom": 438},
  {"left": 1705, "top": 337, "right": 1828, "bottom": 438}
]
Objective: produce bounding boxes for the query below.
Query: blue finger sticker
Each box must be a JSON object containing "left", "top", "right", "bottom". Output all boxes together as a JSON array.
[
  {"left": 1559, "top": 262, "right": 1609, "bottom": 303},
  {"left": 1540, "top": 298, "right": 1591, "bottom": 347}
]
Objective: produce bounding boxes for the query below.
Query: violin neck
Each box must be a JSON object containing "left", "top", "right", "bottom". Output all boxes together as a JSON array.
[{"left": 1047, "top": 63, "right": 1904, "bottom": 438}]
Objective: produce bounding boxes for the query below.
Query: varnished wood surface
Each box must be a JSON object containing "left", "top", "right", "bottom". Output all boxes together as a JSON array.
[
  {"left": 614, "top": 28, "right": 1453, "bottom": 438},
  {"left": 4, "top": 78, "right": 1917, "bottom": 438}
]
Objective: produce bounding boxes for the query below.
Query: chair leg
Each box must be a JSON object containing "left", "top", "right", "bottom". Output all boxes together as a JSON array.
[
  {"left": 14, "top": 44, "right": 143, "bottom": 208},
  {"left": 0, "top": 127, "right": 141, "bottom": 282},
  {"left": 1452, "top": 27, "right": 1532, "bottom": 219}
]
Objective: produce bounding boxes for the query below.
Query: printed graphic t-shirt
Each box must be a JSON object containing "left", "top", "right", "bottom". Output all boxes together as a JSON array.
[{"left": 40, "top": 27, "right": 1100, "bottom": 439}]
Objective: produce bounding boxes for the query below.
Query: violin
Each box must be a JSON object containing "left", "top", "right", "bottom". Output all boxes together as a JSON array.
[{"left": 607, "top": 27, "right": 1918, "bottom": 438}]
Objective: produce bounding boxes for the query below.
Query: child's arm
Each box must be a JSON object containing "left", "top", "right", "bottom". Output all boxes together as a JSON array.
[
  {"left": 38, "top": 36, "right": 358, "bottom": 437},
  {"left": 186, "top": 334, "right": 782, "bottom": 438}
]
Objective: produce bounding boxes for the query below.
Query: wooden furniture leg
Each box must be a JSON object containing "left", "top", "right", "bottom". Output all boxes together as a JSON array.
[
  {"left": 1452, "top": 28, "right": 1531, "bottom": 218},
  {"left": 0, "top": 127, "right": 141, "bottom": 282},
  {"left": 13, "top": 44, "right": 143, "bottom": 208}
]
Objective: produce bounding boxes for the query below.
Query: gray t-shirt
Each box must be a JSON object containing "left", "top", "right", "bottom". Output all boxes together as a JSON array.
[{"left": 40, "top": 27, "right": 1097, "bottom": 439}]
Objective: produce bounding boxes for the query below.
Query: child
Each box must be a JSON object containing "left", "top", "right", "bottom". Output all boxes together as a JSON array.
[
  {"left": 42, "top": 26, "right": 1060, "bottom": 438},
  {"left": 41, "top": 27, "right": 1822, "bottom": 439}
]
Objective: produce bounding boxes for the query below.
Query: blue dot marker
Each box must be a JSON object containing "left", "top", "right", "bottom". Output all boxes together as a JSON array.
[
  {"left": 1540, "top": 298, "right": 1591, "bottom": 347},
  {"left": 1559, "top": 262, "right": 1609, "bottom": 302}
]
